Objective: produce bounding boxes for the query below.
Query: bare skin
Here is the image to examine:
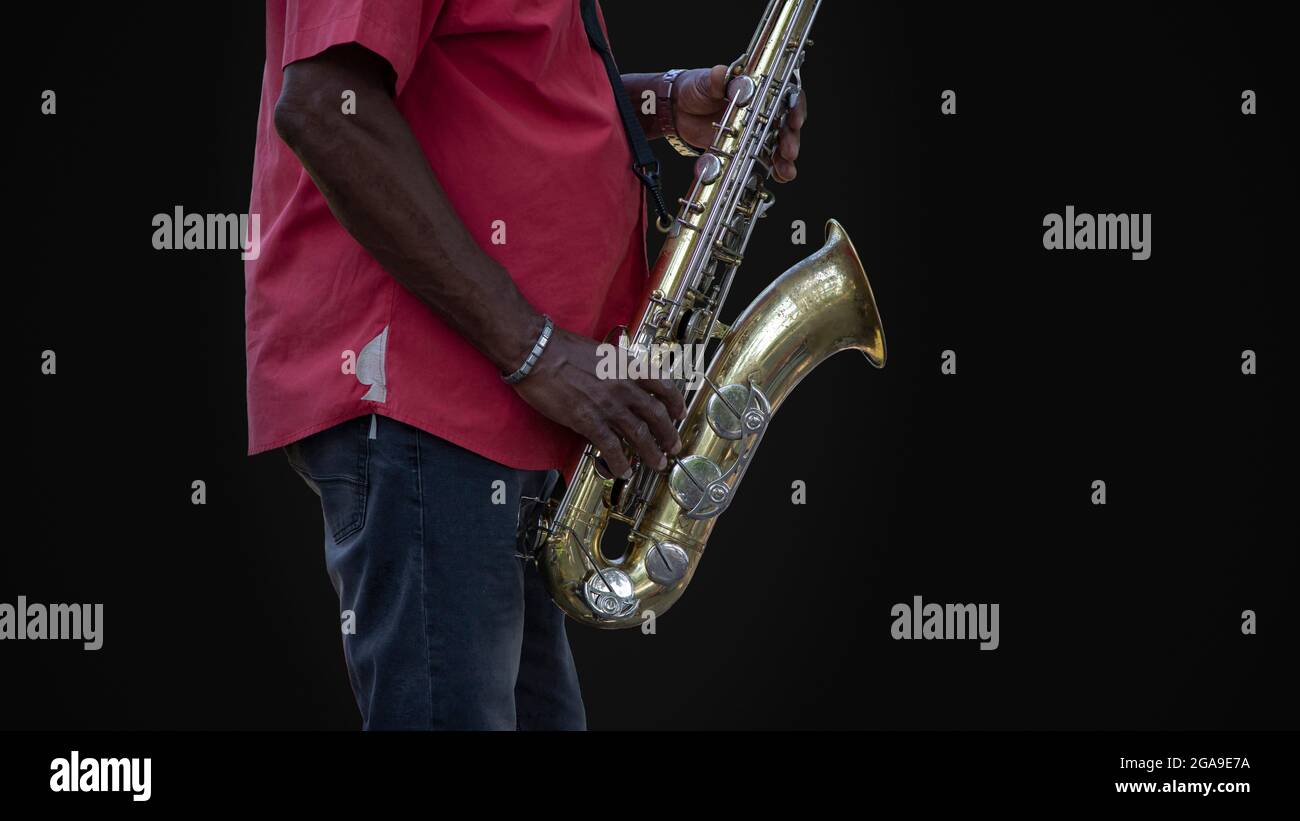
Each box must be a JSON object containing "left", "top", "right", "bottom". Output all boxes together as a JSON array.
[{"left": 273, "top": 45, "right": 805, "bottom": 477}]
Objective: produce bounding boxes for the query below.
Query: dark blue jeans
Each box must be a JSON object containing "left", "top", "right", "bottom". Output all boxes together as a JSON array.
[{"left": 284, "top": 414, "right": 586, "bottom": 730}]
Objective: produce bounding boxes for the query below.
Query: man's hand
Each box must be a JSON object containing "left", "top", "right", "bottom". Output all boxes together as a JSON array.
[
  {"left": 673, "top": 65, "right": 807, "bottom": 183},
  {"left": 511, "top": 329, "right": 685, "bottom": 479}
]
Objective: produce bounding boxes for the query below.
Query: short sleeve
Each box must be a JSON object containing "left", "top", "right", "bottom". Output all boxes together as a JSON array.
[{"left": 282, "top": 0, "right": 444, "bottom": 97}]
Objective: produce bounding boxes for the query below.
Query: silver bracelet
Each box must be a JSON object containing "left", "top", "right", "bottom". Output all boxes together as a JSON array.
[
  {"left": 658, "top": 69, "right": 701, "bottom": 158},
  {"left": 501, "top": 315, "right": 554, "bottom": 385}
]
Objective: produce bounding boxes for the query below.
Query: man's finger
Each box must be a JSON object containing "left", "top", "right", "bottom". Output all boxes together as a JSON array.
[
  {"left": 772, "top": 158, "right": 796, "bottom": 183},
  {"left": 708, "top": 64, "right": 728, "bottom": 101},
  {"left": 677, "top": 65, "right": 730, "bottom": 115},
  {"left": 627, "top": 387, "right": 681, "bottom": 455},
  {"left": 788, "top": 87, "right": 808, "bottom": 130},
  {"left": 638, "top": 376, "right": 686, "bottom": 420},
  {"left": 589, "top": 426, "right": 631, "bottom": 479},
  {"left": 778, "top": 128, "right": 800, "bottom": 164},
  {"left": 612, "top": 411, "right": 667, "bottom": 471}
]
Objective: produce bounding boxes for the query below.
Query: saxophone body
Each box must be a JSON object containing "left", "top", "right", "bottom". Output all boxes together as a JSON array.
[{"left": 537, "top": 0, "right": 886, "bottom": 627}]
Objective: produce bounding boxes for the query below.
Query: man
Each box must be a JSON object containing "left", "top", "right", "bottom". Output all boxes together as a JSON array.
[{"left": 246, "top": 0, "right": 805, "bottom": 730}]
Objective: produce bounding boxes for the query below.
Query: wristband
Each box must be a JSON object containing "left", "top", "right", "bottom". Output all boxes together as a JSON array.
[
  {"left": 501, "top": 315, "right": 554, "bottom": 385},
  {"left": 656, "top": 69, "right": 701, "bottom": 157}
]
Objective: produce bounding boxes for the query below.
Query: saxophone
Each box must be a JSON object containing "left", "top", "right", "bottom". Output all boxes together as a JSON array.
[{"left": 536, "top": 0, "right": 886, "bottom": 627}]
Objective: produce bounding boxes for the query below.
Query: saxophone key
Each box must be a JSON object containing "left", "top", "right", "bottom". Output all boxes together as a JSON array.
[
  {"left": 668, "top": 455, "right": 725, "bottom": 519},
  {"left": 645, "top": 541, "right": 690, "bottom": 586},
  {"left": 582, "top": 568, "right": 638, "bottom": 619},
  {"left": 694, "top": 153, "right": 722, "bottom": 185}
]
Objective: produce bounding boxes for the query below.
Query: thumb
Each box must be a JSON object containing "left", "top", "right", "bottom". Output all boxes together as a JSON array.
[
  {"left": 705, "top": 64, "right": 729, "bottom": 101},
  {"left": 682, "top": 64, "right": 729, "bottom": 108}
]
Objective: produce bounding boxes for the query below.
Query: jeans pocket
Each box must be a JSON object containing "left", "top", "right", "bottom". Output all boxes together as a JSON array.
[{"left": 284, "top": 417, "right": 371, "bottom": 543}]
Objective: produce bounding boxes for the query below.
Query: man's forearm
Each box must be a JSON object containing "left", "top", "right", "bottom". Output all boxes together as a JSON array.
[
  {"left": 273, "top": 45, "right": 542, "bottom": 374},
  {"left": 621, "top": 72, "right": 668, "bottom": 140}
]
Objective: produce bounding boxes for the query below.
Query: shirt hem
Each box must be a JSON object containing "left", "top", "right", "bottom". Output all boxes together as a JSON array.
[{"left": 249, "top": 404, "right": 573, "bottom": 473}]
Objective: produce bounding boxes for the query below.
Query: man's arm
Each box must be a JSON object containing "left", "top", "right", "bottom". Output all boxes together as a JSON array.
[
  {"left": 274, "top": 44, "right": 682, "bottom": 476},
  {"left": 621, "top": 72, "right": 675, "bottom": 141},
  {"left": 274, "top": 44, "right": 538, "bottom": 375}
]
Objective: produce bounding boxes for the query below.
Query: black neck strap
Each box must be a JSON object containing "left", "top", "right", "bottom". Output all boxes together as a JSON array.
[{"left": 578, "top": 0, "right": 671, "bottom": 228}]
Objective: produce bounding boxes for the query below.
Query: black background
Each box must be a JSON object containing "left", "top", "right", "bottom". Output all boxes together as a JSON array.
[{"left": 5, "top": 1, "right": 1294, "bottom": 731}]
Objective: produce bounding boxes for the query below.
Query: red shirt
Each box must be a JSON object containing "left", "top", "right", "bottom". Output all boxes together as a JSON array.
[{"left": 246, "top": 0, "right": 647, "bottom": 470}]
